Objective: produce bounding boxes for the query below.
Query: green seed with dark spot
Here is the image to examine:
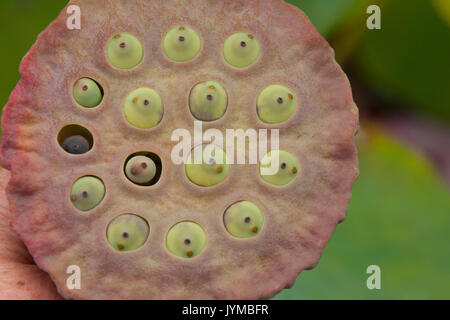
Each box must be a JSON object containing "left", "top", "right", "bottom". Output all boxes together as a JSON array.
[
  {"left": 223, "top": 33, "right": 260, "bottom": 68},
  {"left": 163, "top": 25, "right": 201, "bottom": 62},
  {"left": 73, "top": 78, "right": 103, "bottom": 108},
  {"left": 257, "top": 85, "right": 297, "bottom": 124},
  {"left": 106, "top": 214, "right": 149, "bottom": 252},
  {"left": 106, "top": 33, "right": 144, "bottom": 69},
  {"left": 189, "top": 81, "right": 228, "bottom": 121},
  {"left": 70, "top": 176, "right": 105, "bottom": 211},
  {"left": 166, "top": 221, "right": 206, "bottom": 258},
  {"left": 223, "top": 201, "right": 264, "bottom": 238}
]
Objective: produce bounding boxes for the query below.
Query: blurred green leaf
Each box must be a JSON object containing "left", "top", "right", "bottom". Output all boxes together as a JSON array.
[
  {"left": 286, "top": 0, "right": 358, "bottom": 37},
  {"left": 275, "top": 128, "right": 450, "bottom": 299},
  {"left": 432, "top": 0, "right": 450, "bottom": 27},
  {"left": 0, "top": 0, "right": 67, "bottom": 116},
  {"left": 355, "top": 0, "right": 450, "bottom": 121}
]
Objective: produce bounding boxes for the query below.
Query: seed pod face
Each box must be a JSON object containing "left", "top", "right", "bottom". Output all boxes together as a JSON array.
[
  {"left": 106, "top": 214, "right": 149, "bottom": 252},
  {"left": 223, "top": 33, "right": 260, "bottom": 68},
  {"left": 189, "top": 81, "right": 228, "bottom": 121},
  {"left": 166, "top": 221, "right": 206, "bottom": 258},
  {"left": 1, "top": 0, "right": 359, "bottom": 300},
  {"left": 224, "top": 201, "right": 264, "bottom": 238},
  {"left": 163, "top": 25, "right": 202, "bottom": 62}
]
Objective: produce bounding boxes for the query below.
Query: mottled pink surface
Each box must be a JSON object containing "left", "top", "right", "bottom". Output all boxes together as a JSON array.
[{"left": 0, "top": 0, "right": 358, "bottom": 299}]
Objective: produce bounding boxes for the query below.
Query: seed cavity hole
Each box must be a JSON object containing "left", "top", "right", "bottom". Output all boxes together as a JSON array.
[
  {"left": 58, "top": 124, "right": 94, "bottom": 155},
  {"left": 124, "top": 151, "right": 162, "bottom": 186}
]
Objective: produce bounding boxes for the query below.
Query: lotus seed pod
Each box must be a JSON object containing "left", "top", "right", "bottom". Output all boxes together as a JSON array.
[
  {"left": 166, "top": 221, "right": 206, "bottom": 258},
  {"left": 257, "top": 84, "right": 297, "bottom": 124},
  {"left": 185, "top": 144, "right": 230, "bottom": 187},
  {"left": 70, "top": 176, "right": 105, "bottom": 211},
  {"left": 224, "top": 201, "right": 264, "bottom": 238},
  {"left": 163, "top": 25, "right": 202, "bottom": 62},
  {"left": 123, "top": 88, "right": 164, "bottom": 129},
  {"left": 61, "top": 135, "right": 90, "bottom": 155},
  {"left": 223, "top": 32, "right": 260, "bottom": 68},
  {"left": 1, "top": 0, "right": 359, "bottom": 299},
  {"left": 106, "top": 33, "right": 144, "bottom": 69},
  {"left": 125, "top": 155, "right": 157, "bottom": 185},
  {"left": 189, "top": 81, "right": 228, "bottom": 121},
  {"left": 73, "top": 78, "right": 103, "bottom": 108},
  {"left": 260, "top": 150, "right": 300, "bottom": 186},
  {"left": 106, "top": 214, "right": 149, "bottom": 251}
]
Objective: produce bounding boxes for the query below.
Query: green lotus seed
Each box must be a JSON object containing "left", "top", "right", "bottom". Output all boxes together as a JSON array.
[
  {"left": 106, "top": 33, "right": 144, "bottom": 69},
  {"left": 73, "top": 78, "right": 103, "bottom": 108},
  {"left": 257, "top": 85, "right": 297, "bottom": 124},
  {"left": 223, "top": 201, "right": 264, "bottom": 238},
  {"left": 70, "top": 176, "right": 105, "bottom": 211},
  {"left": 166, "top": 221, "right": 206, "bottom": 258},
  {"left": 163, "top": 25, "right": 202, "bottom": 62},
  {"left": 259, "top": 150, "right": 300, "bottom": 186},
  {"left": 189, "top": 81, "right": 228, "bottom": 121},
  {"left": 223, "top": 33, "right": 260, "bottom": 68},
  {"left": 106, "top": 214, "right": 149, "bottom": 252},
  {"left": 123, "top": 88, "right": 164, "bottom": 129},
  {"left": 185, "top": 144, "right": 230, "bottom": 187},
  {"left": 125, "top": 155, "right": 157, "bottom": 185}
]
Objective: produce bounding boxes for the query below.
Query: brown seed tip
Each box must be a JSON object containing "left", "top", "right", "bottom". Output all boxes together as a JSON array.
[
  {"left": 209, "top": 85, "right": 216, "bottom": 90},
  {"left": 216, "top": 165, "right": 223, "bottom": 173},
  {"left": 71, "top": 195, "right": 78, "bottom": 201},
  {"left": 118, "top": 243, "right": 125, "bottom": 250},
  {"left": 179, "top": 26, "right": 185, "bottom": 31},
  {"left": 248, "top": 34, "right": 254, "bottom": 39},
  {"left": 133, "top": 97, "right": 139, "bottom": 104},
  {"left": 251, "top": 226, "right": 258, "bottom": 233},
  {"left": 131, "top": 166, "right": 140, "bottom": 175},
  {"left": 82, "top": 191, "right": 89, "bottom": 198},
  {"left": 291, "top": 167, "right": 298, "bottom": 174},
  {"left": 186, "top": 250, "right": 194, "bottom": 257},
  {"left": 119, "top": 42, "right": 126, "bottom": 49},
  {"left": 288, "top": 93, "right": 294, "bottom": 100},
  {"left": 114, "top": 34, "right": 121, "bottom": 39}
]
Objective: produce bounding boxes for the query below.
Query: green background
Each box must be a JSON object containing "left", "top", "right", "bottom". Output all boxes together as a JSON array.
[{"left": 0, "top": 0, "right": 449, "bottom": 299}]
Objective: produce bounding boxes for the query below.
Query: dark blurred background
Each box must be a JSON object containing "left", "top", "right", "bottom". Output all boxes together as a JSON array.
[{"left": 0, "top": 0, "right": 449, "bottom": 299}]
